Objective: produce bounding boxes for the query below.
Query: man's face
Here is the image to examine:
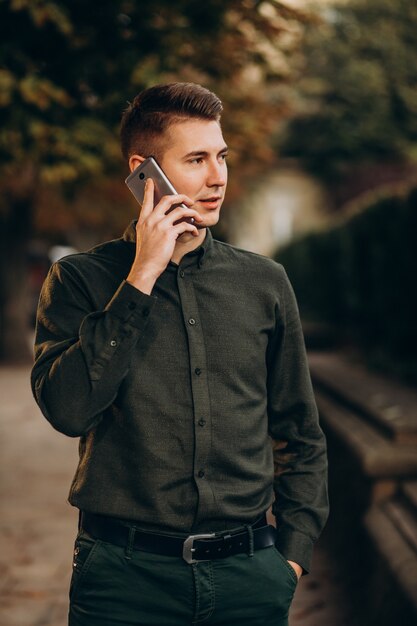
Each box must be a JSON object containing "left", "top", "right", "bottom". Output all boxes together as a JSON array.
[{"left": 158, "top": 119, "right": 228, "bottom": 229}]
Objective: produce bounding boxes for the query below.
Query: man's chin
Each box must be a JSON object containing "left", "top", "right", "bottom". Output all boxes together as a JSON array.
[{"left": 197, "top": 211, "right": 220, "bottom": 228}]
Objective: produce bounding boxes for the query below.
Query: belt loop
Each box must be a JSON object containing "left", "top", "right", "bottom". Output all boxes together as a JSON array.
[
  {"left": 244, "top": 524, "right": 254, "bottom": 557},
  {"left": 125, "top": 526, "right": 136, "bottom": 560}
]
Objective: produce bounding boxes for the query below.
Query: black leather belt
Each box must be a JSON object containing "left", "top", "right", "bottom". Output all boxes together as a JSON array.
[{"left": 80, "top": 512, "right": 277, "bottom": 564}]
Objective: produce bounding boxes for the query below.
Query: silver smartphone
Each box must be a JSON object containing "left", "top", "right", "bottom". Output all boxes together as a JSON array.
[{"left": 125, "top": 157, "right": 194, "bottom": 223}]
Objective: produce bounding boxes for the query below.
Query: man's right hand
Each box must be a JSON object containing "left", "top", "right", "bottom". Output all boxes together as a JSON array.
[{"left": 126, "top": 179, "right": 203, "bottom": 294}]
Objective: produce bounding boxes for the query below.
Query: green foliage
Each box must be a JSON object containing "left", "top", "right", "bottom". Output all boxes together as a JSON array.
[
  {"left": 281, "top": 0, "right": 417, "bottom": 180},
  {"left": 275, "top": 185, "right": 417, "bottom": 384},
  {"left": 0, "top": 0, "right": 306, "bottom": 195}
]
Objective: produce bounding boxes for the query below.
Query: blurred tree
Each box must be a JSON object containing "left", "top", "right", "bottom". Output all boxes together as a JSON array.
[
  {"left": 280, "top": 0, "right": 417, "bottom": 183},
  {"left": 0, "top": 0, "right": 308, "bottom": 362}
]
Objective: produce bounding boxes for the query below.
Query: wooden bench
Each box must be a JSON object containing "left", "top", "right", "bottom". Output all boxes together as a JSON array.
[{"left": 308, "top": 351, "right": 417, "bottom": 617}]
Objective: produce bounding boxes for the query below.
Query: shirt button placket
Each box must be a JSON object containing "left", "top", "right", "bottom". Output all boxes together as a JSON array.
[{"left": 176, "top": 264, "right": 213, "bottom": 524}]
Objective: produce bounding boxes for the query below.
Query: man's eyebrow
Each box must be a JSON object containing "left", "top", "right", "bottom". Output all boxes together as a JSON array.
[{"left": 183, "top": 146, "right": 229, "bottom": 158}]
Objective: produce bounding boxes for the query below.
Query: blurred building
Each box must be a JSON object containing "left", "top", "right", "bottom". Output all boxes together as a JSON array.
[{"left": 228, "top": 163, "right": 330, "bottom": 256}]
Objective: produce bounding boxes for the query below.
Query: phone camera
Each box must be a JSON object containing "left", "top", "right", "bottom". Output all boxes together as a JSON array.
[{"left": 139, "top": 173, "right": 145, "bottom": 180}]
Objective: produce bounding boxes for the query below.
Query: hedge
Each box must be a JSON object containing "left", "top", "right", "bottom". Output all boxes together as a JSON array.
[{"left": 274, "top": 186, "right": 417, "bottom": 384}]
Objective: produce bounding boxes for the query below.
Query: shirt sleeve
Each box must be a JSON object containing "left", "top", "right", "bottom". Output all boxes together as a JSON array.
[
  {"left": 266, "top": 266, "right": 329, "bottom": 574},
  {"left": 31, "top": 260, "right": 157, "bottom": 437}
]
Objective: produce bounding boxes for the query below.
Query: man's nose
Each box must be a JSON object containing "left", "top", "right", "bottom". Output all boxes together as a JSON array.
[{"left": 207, "top": 160, "right": 227, "bottom": 187}]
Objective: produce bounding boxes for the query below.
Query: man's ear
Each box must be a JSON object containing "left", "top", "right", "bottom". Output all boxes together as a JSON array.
[{"left": 128, "top": 154, "right": 146, "bottom": 173}]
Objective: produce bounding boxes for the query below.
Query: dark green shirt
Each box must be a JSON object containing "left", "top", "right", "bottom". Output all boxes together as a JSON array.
[{"left": 31, "top": 223, "right": 328, "bottom": 573}]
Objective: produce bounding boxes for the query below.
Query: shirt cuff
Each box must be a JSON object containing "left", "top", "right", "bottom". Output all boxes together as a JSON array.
[
  {"left": 274, "top": 526, "right": 314, "bottom": 575},
  {"left": 105, "top": 280, "right": 157, "bottom": 329}
]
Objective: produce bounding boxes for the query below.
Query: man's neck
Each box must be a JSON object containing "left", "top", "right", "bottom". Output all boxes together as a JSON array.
[{"left": 171, "top": 228, "right": 207, "bottom": 265}]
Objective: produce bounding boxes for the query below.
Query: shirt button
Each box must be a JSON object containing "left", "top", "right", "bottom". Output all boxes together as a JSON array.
[
  {"left": 195, "top": 367, "right": 202, "bottom": 375},
  {"left": 188, "top": 318, "right": 196, "bottom": 325},
  {"left": 142, "top": 307, "right": 150, "bottom": 318},
  {"left": 110, "top": 339, "right": 117, "bottom": 347},
  {"left": 179, "top": 270, "right": 185, "bottom": 278},
  {"left": 128, "top": 301, "right": 136, "bottom": 310},
  {"left": 198, "top": 470, "right": 205, "bottom": 478},
  {"left": 198, "top": 419, "right": 206, "bottom": 427}
]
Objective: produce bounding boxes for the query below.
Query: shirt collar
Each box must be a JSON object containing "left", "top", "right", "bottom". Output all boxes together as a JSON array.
[{"left": 122, "top": 220, "right": 213, "bottom": 269}]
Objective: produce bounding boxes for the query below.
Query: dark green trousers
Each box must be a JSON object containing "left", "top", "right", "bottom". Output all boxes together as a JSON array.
[{"left": 68, "top": 529, "right": 298, "bottom": 626}]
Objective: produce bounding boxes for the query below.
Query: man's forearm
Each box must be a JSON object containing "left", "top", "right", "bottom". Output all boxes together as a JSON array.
[
  {"left": 32, "top": 265, "right": 156, "bottom": 437},
  {"left": 271, "top": 431, "right": 329, "bottom": 573},
  {"left": 267, "top": 265, "right": 329, "bottom": 573}
]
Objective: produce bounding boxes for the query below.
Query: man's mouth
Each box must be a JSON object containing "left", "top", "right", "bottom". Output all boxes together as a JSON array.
[{"left": 198, "top": 196, "right": 222, "bottom": 208}]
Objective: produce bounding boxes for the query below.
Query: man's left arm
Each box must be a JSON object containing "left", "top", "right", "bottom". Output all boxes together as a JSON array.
[{"left": 266, "top": 266, "right": 329, "bottom": 576}]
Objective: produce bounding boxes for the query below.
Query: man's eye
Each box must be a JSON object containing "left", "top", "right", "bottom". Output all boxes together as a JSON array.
[
  {"left": 190, "top": 158, "right": 203, "bottom": 164},
  {"left": 220, "top": 153, "right": 228, "bottom": 161}
]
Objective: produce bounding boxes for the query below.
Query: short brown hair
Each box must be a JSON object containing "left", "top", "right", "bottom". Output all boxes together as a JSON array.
[{"left": 120, "top": 82, "right": 223, "bottom": 162}]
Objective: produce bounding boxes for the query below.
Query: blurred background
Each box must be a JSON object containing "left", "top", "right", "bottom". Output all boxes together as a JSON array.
[{"left": 1, "top": 0, "right": 416, "bottom": 624}]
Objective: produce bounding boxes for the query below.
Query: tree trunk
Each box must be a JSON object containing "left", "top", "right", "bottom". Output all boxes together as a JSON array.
[{"left": 0, "top": 196, "right": 33, "bottom": 363}]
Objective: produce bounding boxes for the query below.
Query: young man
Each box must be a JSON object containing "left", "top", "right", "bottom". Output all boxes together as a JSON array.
[{"left": 31, "top": 82, "right": 329, "bottom": 626}]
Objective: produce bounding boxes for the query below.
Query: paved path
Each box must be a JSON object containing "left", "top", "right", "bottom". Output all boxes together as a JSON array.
[
  {"left": 0, "top": 366, "right": 78, "bottom": 626},
  {"left": 0, "top": 365, "right": 356, "bottom": 626}
]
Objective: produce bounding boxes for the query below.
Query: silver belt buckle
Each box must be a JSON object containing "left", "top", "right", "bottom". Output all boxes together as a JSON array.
[{"left": 183, "top": 533, "right": 216, "bottom": 564}]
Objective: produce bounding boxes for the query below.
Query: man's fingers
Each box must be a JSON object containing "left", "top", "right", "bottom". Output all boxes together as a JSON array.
[
  {"left": 146, "top": 205, "right": 202, "bottom": 232},
  {"left": 152, "top": 193, "right": 195, "bottom": 216},
  {"left": 140, "top": 185, "right": 203, "bottom": 228},
  {"left": 173, "top": 222, "right": 200, "bottom": 238},
  {"left": 167, "top": 205, "right": 203, "bottom": 225},
  {"left": 140, "top": 178, "right": 155, "bottom": 220}
]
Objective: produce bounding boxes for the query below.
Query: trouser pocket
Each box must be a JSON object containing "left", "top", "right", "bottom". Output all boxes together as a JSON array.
[
  {"left": 271, "top": 545, "right": 299, "bottom": 587},
  {"left": 211, "top": 545, "right": 298, "bottom": 626},
  {"left": 69, "top": 530, "right": 103, "bottom": 604}
]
